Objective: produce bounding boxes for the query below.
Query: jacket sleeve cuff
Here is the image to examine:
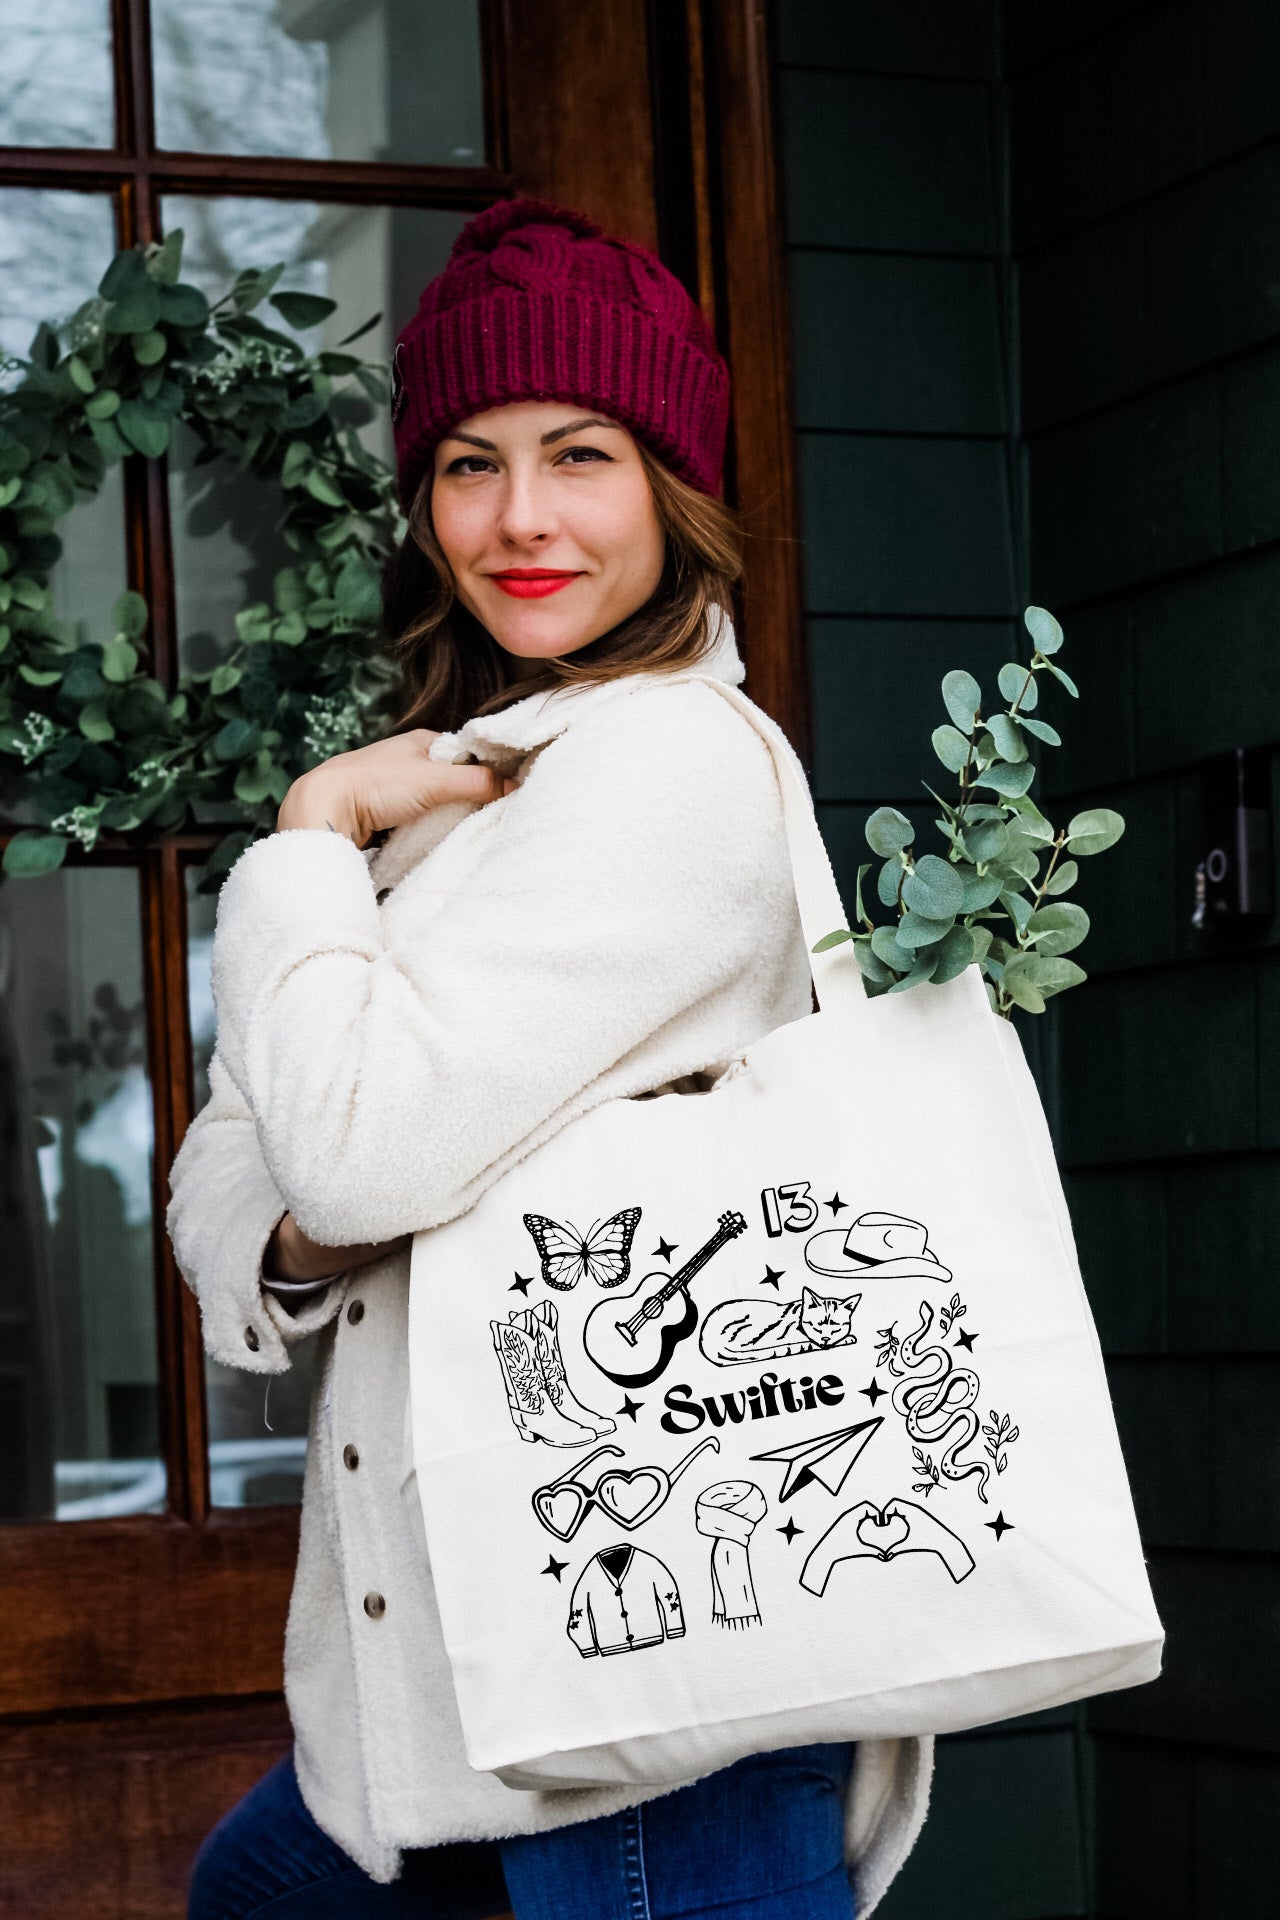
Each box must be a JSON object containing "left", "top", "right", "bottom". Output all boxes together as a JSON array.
[
  {"left": 211, "top": 828, "right": 383, "bottom": 1096},
  {"left": 261, "top": 1273, "right": 349, "bottom": 1343}
]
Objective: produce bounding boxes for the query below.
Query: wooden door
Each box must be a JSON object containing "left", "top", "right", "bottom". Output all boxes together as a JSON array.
[{"left": 0, "top": 4, "right": 799, "bottom": 1912}]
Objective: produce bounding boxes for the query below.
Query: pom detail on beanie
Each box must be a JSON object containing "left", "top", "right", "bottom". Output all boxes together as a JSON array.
[{"left": 392, "top": 198, "right": 730, "bottom": 504}]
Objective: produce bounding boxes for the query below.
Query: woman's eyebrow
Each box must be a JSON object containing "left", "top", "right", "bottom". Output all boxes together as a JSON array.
[
  {"left": 540, "top": 417, "right": 621, "bottom": 444},
  {"left": 445, "top": 430, "right": 499, "bottom": 451}
]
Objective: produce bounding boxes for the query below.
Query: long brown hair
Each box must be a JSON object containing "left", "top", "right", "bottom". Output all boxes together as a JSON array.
[{"left": 382, "top": 441, "right": 743, "bottom": 736}]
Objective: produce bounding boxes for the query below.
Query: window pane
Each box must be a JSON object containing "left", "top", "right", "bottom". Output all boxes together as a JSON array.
[
  {"left": 162, "top": 196, "right": 464, "bottom": 676},
  {"left": 0, "top": 866, "right": 166, "bottom": 1521},
  {"left": 0, "top": 188, "right": 117, "bottom": 374},
  {"left": 185, "top": 863, "right": 318, "bottom": 1507},
  {"left": 0, "top": 0, "right": 114, "bottom": 150},
  {"left": 152, "top": 0, "right": 484, "bottom": 166}
]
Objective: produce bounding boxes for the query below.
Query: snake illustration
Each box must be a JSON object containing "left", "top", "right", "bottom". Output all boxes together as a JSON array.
[{"left": 882, "top": 1301, "right": 990, "bottom": 1502}]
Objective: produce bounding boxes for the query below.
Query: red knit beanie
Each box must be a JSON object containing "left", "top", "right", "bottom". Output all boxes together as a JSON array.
[{"left": 391, "top": 198, "right": 730, "bottom": 506}]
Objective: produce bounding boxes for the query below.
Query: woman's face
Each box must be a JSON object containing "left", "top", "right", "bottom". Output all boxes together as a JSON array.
[{"left": 430, "top": 400, "right": 666, "bottom": 668}]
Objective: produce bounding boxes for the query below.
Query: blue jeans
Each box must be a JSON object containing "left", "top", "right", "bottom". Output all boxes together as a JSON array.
[{"left": 188, "top": 1745, "right": 856, "bottom": 1920}]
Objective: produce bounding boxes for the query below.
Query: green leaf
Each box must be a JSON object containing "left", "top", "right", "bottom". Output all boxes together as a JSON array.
[
  {"left": 973, "top": 759, "right": 1036, "bottom": 798},
  {"left": 3, "top": 828, "right": 68, "bottom": 877},
  {"left": 854, "top": 940, "right": 895, "bottom": 988},
  {"left": 210, "top": 663, "right": 243, "bottom": 695},
  {"left": 334, "top": 551, "right": 380, "bottom": 623},
  {"left": 898, "top": 909, "right": 955, "bottom": 949},
  {"left": 99, "top": 248, "right": 149, "bottom": 301},
  {"left": 998, "top": 661, "right": 1034, "bottom": 707},
  {"left": 931, "top": 723, "right": 971, "bottom": 773},
  {"left": 113, "top": 590, "right": 148, "bottom": 638},
  {"left": 1002, "top": 954, "right": 1046, "bottom": 1014},
  {"left": 1044, "top": 858, "right": 1079, "bottom": 896},
  {"left": 305, "top": 467, "right": 345, "bottom": 508},
  {"left": 1001, "top": 889, "right": 1032, "bottom": 935},
  {"left": 271, "top": 290, "right": 338, "bottom": 330},
  {"left": 942, "top": 669, "right": 982, "bottom": 732},
  {"left": 865, "top": 806, "right": 915, "bottom": 857},
  {"left": 931, "top": 923, "right": 975, "bottom": 984},
  {"left": 985, "top": 712, "right": 1027, "bottom": 763},
  {"left": 272, "top": 611, "right": 308, "bottom": 646},
  {"left": 1032, "top": 956, "right": 1087, "bottom": 998},
  {"left": 147, "top": 230, "right": 184, "bottom": 285},
  {"left": 234, "top": 603, "right": 273, "bottom": 644},
  {"left": 853, "top": 860, "right": 871, "bottom": 927},
  {"left": 100, "top": 637, "right": 138, "bottom": 682},
  {"left": 1027, "top": 901, "right": 1090, "bottom": 956},
  {"left": 960, "top": 869, "right": 1003, "bottom": 911},
  {"left": 888, "top": 949, "right": 939, "bottom": 993},
  {"left": 901, "top": 852, "right": 964, "bottom": 919},
  {"left": 213, "top": 717, "right": 261, "bottom": 761},
  {"left": 1043, "top": 658, "right": 1079, "bottom": 697},
  {"left": 876, "top": 858, "right": 903, "bottom": 908},
  {"left": 234, "top": 749, "right": 280, "bottom": 804},
  {"left": 1024, "top": 605, "right": 1064, "bottom": 655},
  {"left": 89, "top": 416, "right": 129, "bottom": 461},
  {"left": 966, "top": 819, "right": 1008, "bottom": 864},
  {"left": 280, "top": 440, "right": 313, "bottom": 489},
  {"left": 870, "top": 925, "right": 914, "bottom": 973},
  {"left": 18, "top": 664, "right": 61, "bottom": 686},
  {"left": 1018, "top": 715, "right": 1060, "bottom": 746},
  {"left": 1067, "top": 806, "right": 1125, "bottom": 856},
  {"left": 967, "top": 924, "right": 993, "bottom": 966},
  {"left": 117, "top": 398, "right": 170, "bottom": 457},
  {"left": 104, "top": 285, "right": 161, "bottom": 334},
  {"left": 1007, "top": 796, "right": 1056, "bottom": 842},
  {"left": 133, "top": 329, "right": 167, "bottom": 365},
  {"left": 78, "top": 699, "right": 116, "bottom": 741},
  {"left": 68, "top": 355, "right": 96, "bottom": 394},
  {"left": 84, "top": 388, "right": 120, "bottom": 419},
  {"left": 813, "top": 928, "right": 855, "bottom": 951},
  {"left": 157, "top": 282, "right": 210, "bottom": 327},
  {"left": 337, "top": 311, "right": 383, "bottom": 347}
]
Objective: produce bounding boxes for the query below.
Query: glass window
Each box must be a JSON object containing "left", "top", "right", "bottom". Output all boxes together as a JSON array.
[
  {"left": 0, "top": 865, "right": 166, "bottom": 1521},
  {"left": 184, "top": 863, "right": 318, "bottom": 1507},
  {"left": 162, "top": 195, "right": 464, "bottom": 675},
  {"left": 151, "top": 0, "right": 484, "bottom": 167},
  {"left": 0, "top": 0, "right": 114, "bottom": 150},
  {"left": 0, "top": 189, "right": 117, "bottom": 374}
]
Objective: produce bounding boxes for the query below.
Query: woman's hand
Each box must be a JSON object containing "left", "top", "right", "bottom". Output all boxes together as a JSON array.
[
  {"left": 263, "top": 1210, "right": 411, "bottom": 1284},
  {"left": 277, "top": 729, "right": 514, "bottom": 846}
]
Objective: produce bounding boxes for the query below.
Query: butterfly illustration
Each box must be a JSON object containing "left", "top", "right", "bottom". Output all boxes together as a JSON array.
[{"left": 523, "top": 1207, "right": 642, "bottom": 1291}]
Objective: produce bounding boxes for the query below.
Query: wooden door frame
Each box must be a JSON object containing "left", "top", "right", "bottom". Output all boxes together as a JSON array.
[{"left": 0, "top": 5, "right": 802, "bottom": 1904}]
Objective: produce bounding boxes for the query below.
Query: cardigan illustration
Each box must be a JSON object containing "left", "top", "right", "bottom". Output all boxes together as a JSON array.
[
  {"left": 164, "top": 612, "right": 934, "bottom": 1914},
  {"left": 567, "top": 1545, "right": 686, "bottom": 1658}
]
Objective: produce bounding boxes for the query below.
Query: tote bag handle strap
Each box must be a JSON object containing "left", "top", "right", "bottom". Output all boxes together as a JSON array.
[{"left": 688, "top": 676, "right": 866, "bottom": 1015}]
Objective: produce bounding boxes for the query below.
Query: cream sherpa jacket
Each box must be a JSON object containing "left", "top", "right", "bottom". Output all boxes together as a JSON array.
[{"left": 165, "top": 614, "right": 933, "bottom": 1913}]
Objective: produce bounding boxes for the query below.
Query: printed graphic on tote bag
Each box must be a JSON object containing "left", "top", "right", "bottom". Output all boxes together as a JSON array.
[
  {"left": 567, "top": 1544, "right": 685, "bottom": 1656},
  {"left": 698, "top": 1285, "right": 861, "bottom": 1366},
  {"left": 804, "top": 1211, "right": 952, "bottom": 1284},
  {"left": 800, "top": 1496, "right": 976, "bottom": 1594},
  {"left": 582, "top": 1210, "right": 747, "bottom": 1387},
  {"left": 523, "top": 1205, "right": 642, "bottom": 1291},
  {"left": 695, "top": 1480, "right": 768, "bottom": 1628},
  {"left": 750, "top": 1417, "right": 884, "bottom": 1502},
  {"left": 532, "top": 1437, "right": 722, "bottom": 1540},
  {"left": 876, "top": 1301, "right": 993, "bottom": 1500},
  {"left": 492, "top": 1300, "right": 617, "bottom": 1447}
]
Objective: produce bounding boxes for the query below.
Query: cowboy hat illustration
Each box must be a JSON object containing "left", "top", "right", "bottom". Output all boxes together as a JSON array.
[{"left": 804, "top": 1211, "right": 951, "bottom": 1283}]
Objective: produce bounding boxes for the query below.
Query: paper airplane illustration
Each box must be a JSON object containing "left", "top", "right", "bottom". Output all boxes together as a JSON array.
[{"left": 750, "top": 1418, "right": 884, "bottom": 1502}]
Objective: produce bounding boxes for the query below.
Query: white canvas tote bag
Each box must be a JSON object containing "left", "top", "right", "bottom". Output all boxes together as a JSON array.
[{"left": 409, "top": 676, "right": 1163, "bottom": 1791}]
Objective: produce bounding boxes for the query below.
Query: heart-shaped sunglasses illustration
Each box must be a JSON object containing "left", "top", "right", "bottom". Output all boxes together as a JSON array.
[{"left": 532, "top": 1437, "right": 721, "bottom": 1541}]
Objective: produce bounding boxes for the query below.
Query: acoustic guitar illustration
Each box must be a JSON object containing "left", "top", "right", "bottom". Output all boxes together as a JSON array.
[{"left": 583, "top": 1211, "right": 748, "bottom": 1387}]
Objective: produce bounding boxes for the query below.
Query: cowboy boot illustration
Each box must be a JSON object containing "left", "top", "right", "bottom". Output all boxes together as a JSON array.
[
  {"left": 529, "top": 1300, "right": 617, "bottom": 1439},
  {"left": 491, "top": 1317, "right": 598, "bottom": 1447}
]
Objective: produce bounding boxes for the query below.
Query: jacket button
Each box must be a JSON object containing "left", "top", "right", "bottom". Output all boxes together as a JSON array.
[
  {"left": 343, "top": 1444, "right": 359, "bottom": 1471},
  {"left": 363, "top": 1591, "right": 386, "bottom": 1619},
  {"left": 244, "top": 1325, "right": 260, "bottom": 1352},
  {"left": 375, "top": 885, "right": 392, "bottom": 904},
  {"left": 347, "top": 1299, "right": 364, "bottom": 1325}
]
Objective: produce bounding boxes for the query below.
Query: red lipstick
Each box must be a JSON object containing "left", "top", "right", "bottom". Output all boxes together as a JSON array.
[{"left": 488, "top": 569, "right": 582, "bottom": 599}]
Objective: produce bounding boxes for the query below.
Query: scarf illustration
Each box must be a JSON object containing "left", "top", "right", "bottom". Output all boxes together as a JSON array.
[{"left": 695, "top": 1479, "right": 767, "bottom": 1628}]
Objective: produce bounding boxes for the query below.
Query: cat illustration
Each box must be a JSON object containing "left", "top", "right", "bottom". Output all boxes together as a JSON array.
[{"left": 698, "top": 1287, "right": 861, "bottom": 1368}]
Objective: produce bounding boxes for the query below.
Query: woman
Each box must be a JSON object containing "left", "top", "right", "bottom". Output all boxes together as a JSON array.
[{"left": 169, "top": 199, "right": 932, "bottom": 1920}]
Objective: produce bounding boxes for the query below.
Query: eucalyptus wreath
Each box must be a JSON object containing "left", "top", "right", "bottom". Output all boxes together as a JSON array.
[
  {"left": 0, "top": 229, "right": 401, "bottom": 886},
  {"left": 814, "top": 607, "right": 1125, "bottom": 1018}
]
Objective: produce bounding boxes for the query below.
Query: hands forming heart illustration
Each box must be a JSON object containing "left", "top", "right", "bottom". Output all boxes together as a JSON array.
[
  {"left": 532, "top": 1438, "right": 721, "bottom": 1541},
  {"left": 801, "top": 1494, "right": 976, "bottom": 1594}
]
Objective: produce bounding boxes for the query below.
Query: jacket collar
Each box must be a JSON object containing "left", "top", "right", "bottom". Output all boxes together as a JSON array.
[{"left": 367, "top": 611, "right": 745, "bottom": 892}]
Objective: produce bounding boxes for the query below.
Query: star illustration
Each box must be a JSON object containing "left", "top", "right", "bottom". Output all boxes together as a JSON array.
[
  {"left": 618, "top": 1395, "right": 644, "bottom": 1422},
  {"left": 859, "top": 1377, "right": 886, "bottom": 1406},
  {"left": 777, "top": 1518, "right": 804, "bottom": 1544},
  {"left": 654, "top": 1237, "right": 677, "bottom": 1262},
  {"left": 541, "top": 1555, "right": 569, "bottom": 1581},
  {"left": 761, "top": 1265, "right": 785, "bottom": 1289},
  {"left": 825, "top": 1192, "right": 847, "bottom": 1216},
  {"left": 509, "top": 1272, "right": 534, "bottom": 1296},
  {"left": 954, "top": 1327, "right": 978, "bottom": 1351},
  {"left": 984, "top": 1511, "right": 1014, "bottom": 1542}
]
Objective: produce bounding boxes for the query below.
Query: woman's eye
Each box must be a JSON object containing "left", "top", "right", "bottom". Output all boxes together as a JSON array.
[
  {"left": 557, "top": 445, "right": 611, "bottom": 466},
  {"left": 445, "top": 455, "right": 496, "bottom": 476}
]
